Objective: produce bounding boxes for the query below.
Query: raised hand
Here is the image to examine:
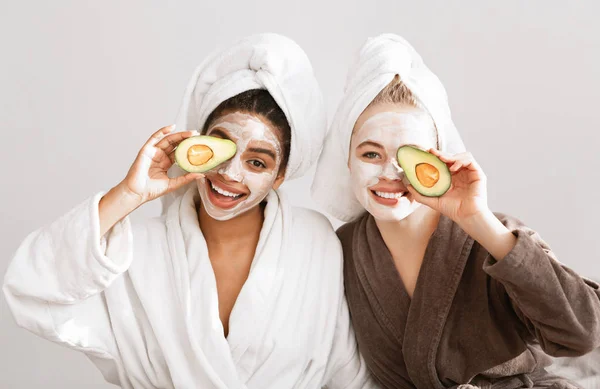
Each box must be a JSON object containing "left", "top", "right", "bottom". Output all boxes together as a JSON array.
[
  {"left": 98, "top": 125, "right": 203, "bottom": 236},
  {"left": 120, "top": 124, "right": 203, "bottom": 204},
  {"left": 406, "top": 148, "right": 489, "bottom": 223}
]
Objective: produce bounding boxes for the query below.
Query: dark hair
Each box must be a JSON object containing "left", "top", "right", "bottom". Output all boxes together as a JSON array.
[{"left": 202, "top": 89, "right": 291, "bottom": 176}]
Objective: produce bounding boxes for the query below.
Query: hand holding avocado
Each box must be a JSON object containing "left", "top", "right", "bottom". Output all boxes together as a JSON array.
[
  {"left": 119, "top": 124, "right": 204, "bottom": 205},
  {"left": 98, "top": 125, "right": 220, "bottom": 237},
  {"left": 401, "top": 147, "right": 488, "bottom": 223}
]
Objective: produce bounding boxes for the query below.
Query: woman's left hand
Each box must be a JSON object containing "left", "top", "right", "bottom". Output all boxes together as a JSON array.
[{"left": 405, "top": 148, "right": 489, "bottom": 223}]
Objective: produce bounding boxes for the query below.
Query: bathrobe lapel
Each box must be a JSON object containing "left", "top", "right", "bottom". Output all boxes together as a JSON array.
[
  {"left": 401, "top": 214, "right": 474, "bottom": 389},
  {"left": 225, "top": 190, "right": 289, "bottom": 381},
  {"left": 166, "top": 187, "right": 240, "bottom": 388},
  {"left": 166, "top": 186, "right": 288, "bottom": 387},
  {"left": 354, "top": 215, "right": 412, "bottom": 344}
]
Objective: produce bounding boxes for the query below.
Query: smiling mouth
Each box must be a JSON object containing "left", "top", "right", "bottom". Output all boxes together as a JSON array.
[
  {"left": 371, "top": 190, "right": 406, "bottom": 199},
  {"left": 206, "top": 178, "right": 248, "bottom": 208},
  {"left": 210, "top": 181, "right": 244, "bottom": 199}
]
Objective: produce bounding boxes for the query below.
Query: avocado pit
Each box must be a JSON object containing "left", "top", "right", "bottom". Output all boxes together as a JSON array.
[
  {"left": 415, "top": 163, "right": 440, "bottom": 188},
  {"left": 187, "top": 144, "right": 214, "bottom": 166}
]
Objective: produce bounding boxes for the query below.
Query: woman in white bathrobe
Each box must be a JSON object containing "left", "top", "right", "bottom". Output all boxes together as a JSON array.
[{"left": 3, "top": 34, "right": 375, "bottom": 389}]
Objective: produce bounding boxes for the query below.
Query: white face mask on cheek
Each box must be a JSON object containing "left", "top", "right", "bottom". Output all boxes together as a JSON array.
[
  {"left": 349, "top": 111, "right": 437, "bottom": 222},
  {"left": 197, "top": 112, "right": 282, "bottom": 221}
]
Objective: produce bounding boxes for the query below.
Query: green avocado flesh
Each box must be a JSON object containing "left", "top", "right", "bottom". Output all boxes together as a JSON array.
[
  {"left": 396, "top": 145, "right": 451, "bottom": 197},
  {"left": 175, "top": 135, "right": 237, "bottom": 173}
]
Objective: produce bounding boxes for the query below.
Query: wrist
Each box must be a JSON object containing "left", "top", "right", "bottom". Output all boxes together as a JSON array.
[
  {"left": 457, "top": 209, "right": 516, "bottom": 261},
  {"left": 107, "top": 182, "right": 144, "bottom": 212},
  {"left": 457, "top": 208, "right": 496, "bottom": 231}
]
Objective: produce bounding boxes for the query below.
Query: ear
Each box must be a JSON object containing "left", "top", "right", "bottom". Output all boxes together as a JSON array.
[{"left": 272, "top": 174, "right": 285, "bottom": 190}]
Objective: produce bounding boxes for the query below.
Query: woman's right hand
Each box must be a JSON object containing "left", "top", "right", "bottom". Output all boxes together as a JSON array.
[
  {"left": 98, "top": 125, "right": 202, "bottom": 237},
  {"left": 119, "top": 124, "right": 203, "bottom": 205}
]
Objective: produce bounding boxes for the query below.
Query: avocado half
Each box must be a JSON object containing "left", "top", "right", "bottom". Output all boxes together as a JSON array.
[
  {"left": 396, "top": 145, "right": 451, "bottom": 197},
  {"left": 175, "top": 135, "right": 237, "bottom": 173}
]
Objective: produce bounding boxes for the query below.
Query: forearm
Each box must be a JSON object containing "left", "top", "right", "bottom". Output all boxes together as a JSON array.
[
  {"left": 457, "top": 209, "right": 517, "bottom": 261},
  {"left": 99, "top": 183, "right": 143, "bottom": 237}
]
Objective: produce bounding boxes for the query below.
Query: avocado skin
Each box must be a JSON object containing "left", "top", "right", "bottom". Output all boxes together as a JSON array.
[
  {"left": 175, "top": 135, "right": 237, "bottom": 173},
  {"left": 396, "top": 145, "right": 451, "bottom": 197}
]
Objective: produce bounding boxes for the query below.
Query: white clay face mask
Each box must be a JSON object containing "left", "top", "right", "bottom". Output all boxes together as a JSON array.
[
  {"left": 349, "top": 111, "right": 437, "bottom": 221},
  {"left": 197, "top": 112, "right": 282, "bottom": 221}
]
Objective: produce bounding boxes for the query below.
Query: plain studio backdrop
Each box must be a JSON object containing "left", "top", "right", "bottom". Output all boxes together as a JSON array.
[{"left": 1, "top": 0, "right": 599, "bottom": 387}]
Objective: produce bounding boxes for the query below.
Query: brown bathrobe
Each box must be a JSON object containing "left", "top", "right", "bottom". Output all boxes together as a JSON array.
[{"left": 337, "top": 211, "right": 600, "bottom": 389}]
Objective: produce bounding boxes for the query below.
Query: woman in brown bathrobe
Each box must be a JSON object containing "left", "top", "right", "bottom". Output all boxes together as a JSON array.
[{"left": 312, "top": 34, "right": 600, "bottom": 389}]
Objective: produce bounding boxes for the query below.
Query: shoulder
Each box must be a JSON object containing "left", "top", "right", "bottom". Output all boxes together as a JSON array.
[
  {"left": 335, "top": 213, "right": 366, "bottom": 248},
  {"left": 335, "top": 221, "right": 355, "bottom": 241},
  {"left": 289, "top": 207, "right": 344, "bottom": 267},
  {"left": 286, "top": 209, "right": 345, "bottom": 300},
  {"left": 290, "top": 206, "right": 336, "bottom": 236}
]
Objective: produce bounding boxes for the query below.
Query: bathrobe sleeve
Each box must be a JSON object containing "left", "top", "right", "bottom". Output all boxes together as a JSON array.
[
  {"left": 2, "top": 192, "right": 133, "bottom": 385},
  {"left": 483, "top": 213, "right": 600, "bottom": 357}
]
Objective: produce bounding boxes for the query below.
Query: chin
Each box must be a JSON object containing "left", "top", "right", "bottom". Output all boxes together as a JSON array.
[{"left": 369, "top": 202, "right": 420, "bottom": 222}]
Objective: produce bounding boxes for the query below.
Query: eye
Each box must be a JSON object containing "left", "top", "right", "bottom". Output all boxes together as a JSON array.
[
  {"left": 362, "top": 151, "right": 381, "bottom": 159},
  {"left": 247, "top": 159, "right": 266, "bottom": 169}
]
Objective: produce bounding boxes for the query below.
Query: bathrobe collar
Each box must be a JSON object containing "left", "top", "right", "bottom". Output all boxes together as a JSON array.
[
  {"left": 353, "top": 212, "right": 474, "bottom": 388},
  {"left": 165, "top": 185, "right": 290, "bottom": 387}
]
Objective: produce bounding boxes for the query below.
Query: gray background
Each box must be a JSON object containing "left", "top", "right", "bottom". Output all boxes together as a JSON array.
[{"left": 1, "top": 0, "right": 599, "bottom": 387}]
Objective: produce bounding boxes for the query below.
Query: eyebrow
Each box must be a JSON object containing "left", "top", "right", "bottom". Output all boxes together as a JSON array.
[
  {"left": 357, "top": 141, "right": 384, "bottom": 149},
  {"left": 247, "top": 147, "right": 276, "bottom": 160},
  {"left": 358, "top": 141, "right": 425, "bottom": 150},
  {"left": 208, "top": 128, "right": 230, "bottom": 140}
]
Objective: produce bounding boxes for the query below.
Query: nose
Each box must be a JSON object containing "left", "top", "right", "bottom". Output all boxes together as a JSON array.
[
  {"left": 392, "top": 158, "right": 404, "bottom": 173},
  {"left": 217, "top": 156, "right": 243, "bottom": 182},
  {"left": 381, "top": 158, "right": 404, "bottom": 180}
]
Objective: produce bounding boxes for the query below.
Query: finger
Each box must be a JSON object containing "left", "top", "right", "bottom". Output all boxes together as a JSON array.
[
  {"left": 154, "top": 148, "right": 175, "bottom": 170},
  {"left": 147, "top": 124, "right": 177, "bottom": 147},
  {"left": 167, "top": 148, "right": 177, "bottom": 165},
  {"left": 428, "top": 148, "right": 455, "bottom": 162},
  {"left": 454, "top": 154, "right": 481, "bottom": 172},
  {"left": 449, "top": 161, "right": 463, "bottom": 172},
  {"left": 156, "top": 130, "right": 198, "bottom": 154},
  {"left": 167, "top": 173, "right": 204, "bottom": 192}
]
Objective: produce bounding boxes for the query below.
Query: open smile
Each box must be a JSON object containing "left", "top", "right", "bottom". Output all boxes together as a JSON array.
[
  {"left": 369, "top": 189, "right": 407, "bottom": 206},
  {"left": 205, "top": 178, "right": 249, "bottom": 209}
]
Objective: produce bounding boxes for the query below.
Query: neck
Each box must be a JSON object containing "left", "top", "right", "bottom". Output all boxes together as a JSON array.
[
  {"left": 198, "top": 199, "right": 265, "bottom": 249},
  {"left": 375, "top": 205, "right": 441, "bottom": 250}
]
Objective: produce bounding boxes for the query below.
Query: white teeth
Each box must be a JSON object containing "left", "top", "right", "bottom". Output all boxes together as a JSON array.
[
  {"left": 211, "top": 182, "right": 242, "bottom": 198},
  {"left": 374, "top": 191, "right": 404, "bottom": 199}
]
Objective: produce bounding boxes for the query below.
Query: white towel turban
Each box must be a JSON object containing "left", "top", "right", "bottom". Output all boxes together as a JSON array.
[
  {"left": 162, "top": 33, "right": 326, "bottom": 213},
  {"left": 311, "top": 33, "right": 467, "bottom": 222}
]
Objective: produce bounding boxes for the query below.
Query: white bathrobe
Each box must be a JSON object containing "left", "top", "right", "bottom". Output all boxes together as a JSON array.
[{"left": 3, "top": 185, "right": 375, "bottom": 389}]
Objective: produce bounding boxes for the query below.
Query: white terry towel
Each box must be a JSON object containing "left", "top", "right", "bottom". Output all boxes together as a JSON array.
[
  {"left": 311, "top": 33, "right": 466, "bottom": 222},
  {"left": 162, "top": 32, "right": 326, "bottom": 213}
]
